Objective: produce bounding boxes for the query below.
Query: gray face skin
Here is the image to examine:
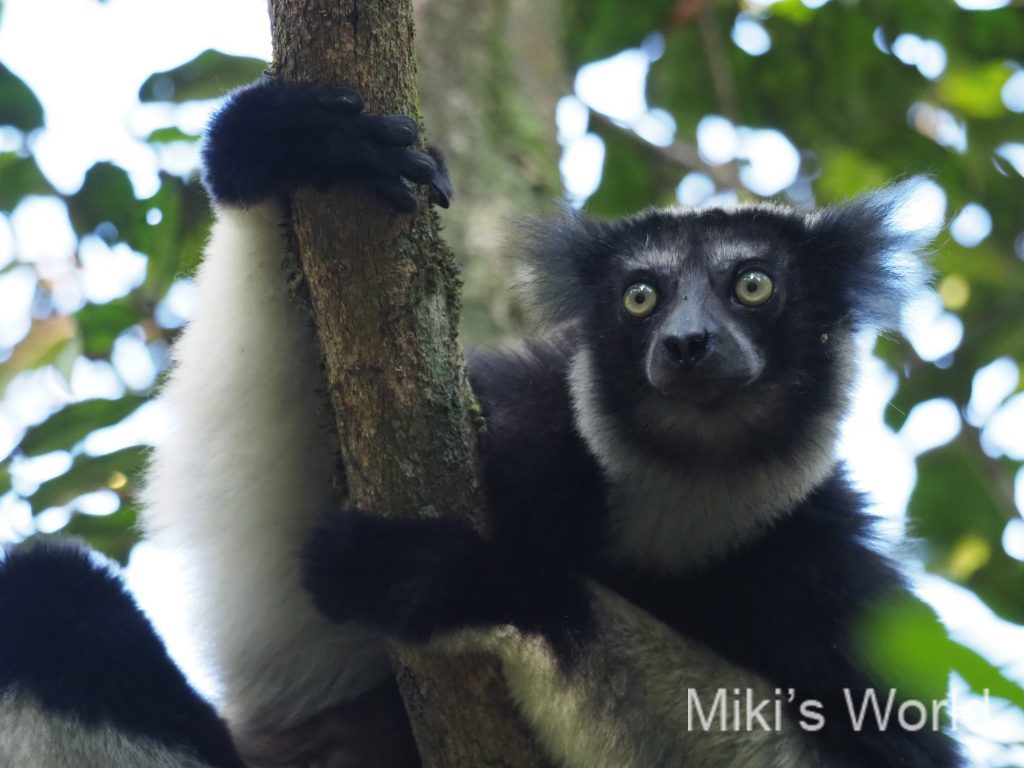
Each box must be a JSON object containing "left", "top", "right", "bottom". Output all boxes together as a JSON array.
[{"left": 642, "top": 270, "right": 769, "bottom": 407}]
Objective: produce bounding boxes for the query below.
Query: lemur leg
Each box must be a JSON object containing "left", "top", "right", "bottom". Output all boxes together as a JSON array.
[
  {"left": 0, "top": 544, "right": 245, "bottom": 768},
  {"left": 483, "top": 586, "right": 822, "bottom": 768},
  {"left": 304, "top": 512, "right": 821, "bottom": 768}
]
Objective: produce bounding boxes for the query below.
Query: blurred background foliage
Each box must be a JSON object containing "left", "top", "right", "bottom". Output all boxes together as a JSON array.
[{"left": 0, "top": 0, "right": 1022, "bottom": 763}]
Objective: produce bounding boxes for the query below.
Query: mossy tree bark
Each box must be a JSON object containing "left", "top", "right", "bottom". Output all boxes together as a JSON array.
[
  {"left": 415, "top": 0, "right": 567, "bottom": 342},
  {"left": 266, "top": 1, "right": 549, "bottom": 766}
]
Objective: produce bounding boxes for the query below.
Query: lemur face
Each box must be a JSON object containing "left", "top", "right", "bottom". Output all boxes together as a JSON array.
[
  {"left": 579, "top": 208, "right": 832, "bottom": 449},
  {"left": 606, "top": 211, "right": 798, "bottom": 408},
  {"left": 519, "top": 184, "right": 933, "bottom": 457}
]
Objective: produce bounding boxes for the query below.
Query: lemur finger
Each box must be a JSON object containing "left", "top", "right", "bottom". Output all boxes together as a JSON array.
[
  {"left": 378, "top": 150, "right": 451, "bottom": 210},
  {"left": 394, "top": 149, "right": 438, "bottom": 185},
  {"left": 357, "top": 114, "right": 420, "bottom": 147}
]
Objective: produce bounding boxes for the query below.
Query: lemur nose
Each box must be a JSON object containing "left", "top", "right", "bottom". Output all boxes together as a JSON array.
[{"left": 661, "top": 332, "right": 710, "bottom": 368}]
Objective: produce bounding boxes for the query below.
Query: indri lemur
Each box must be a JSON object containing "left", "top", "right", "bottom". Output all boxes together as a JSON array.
[{"left": 0, "top": 78, "right": 963, "bottom": 768}]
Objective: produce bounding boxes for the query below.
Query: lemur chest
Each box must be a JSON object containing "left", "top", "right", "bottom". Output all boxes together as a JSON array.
[{"left": 601, "top": 462, "right": 780, "bottom": 573}]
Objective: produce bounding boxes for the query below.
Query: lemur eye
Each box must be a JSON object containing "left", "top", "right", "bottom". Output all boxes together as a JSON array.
[
  {"left": 735, "top": 270, "right": 773, "bottom": 307},
  {"left": 623, "top": 283, "right": 658, "bottom": 317}
]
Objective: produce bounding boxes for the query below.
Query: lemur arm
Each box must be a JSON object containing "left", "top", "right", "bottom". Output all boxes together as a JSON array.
[
  {"left": 141, "top": 78, "right": 450, "bottom": 736},
  {"left": 303, "top": 510, "right": 594, "bottom": 660}
]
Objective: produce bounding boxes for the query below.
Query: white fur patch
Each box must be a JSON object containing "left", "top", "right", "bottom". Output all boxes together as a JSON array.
[
  {"left": 440, "top": 584, "right": 820, "bottom": 768},
  {"left": 141, "top": 202, "right": 389, "bottom": 732},
  {"left": 568, "top": 349, "right": 848, "bottom": 571},
  {"left": 0, "top": 690, "right": 214, "bottom": 768}
]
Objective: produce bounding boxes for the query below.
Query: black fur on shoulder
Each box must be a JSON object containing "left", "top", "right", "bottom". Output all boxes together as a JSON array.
[
  {"left": 807, "top": 179, "right": 937, "bottom": 331},
  {"left": 202, "top": 77, "right": 451, "bottom": 211},
  {"left": 0, "top": 541, "right": 244, "bottom": 768}
]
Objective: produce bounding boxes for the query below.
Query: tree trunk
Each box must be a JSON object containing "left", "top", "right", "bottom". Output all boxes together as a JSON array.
[
  {"left": 266, "top": 1, "right": 548, "bottom": 766},
  {"left": 415, "top": 0, "right": 567, "bottom": 343}
]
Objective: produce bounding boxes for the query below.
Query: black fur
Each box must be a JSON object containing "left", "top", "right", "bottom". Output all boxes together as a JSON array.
[
  {"left": 0, "top": 542, "right": 244, "bottom": 768},
  {"left": 304, "top": 510, "right": 593, "bottom": 663},
  {"left": 303, "top": 195, "right": 963, "bottom": 767},
  {"left": 594, "top": 474, "right": 960, "bottom": 768},
  {"left": 202, "top": 77, "right": 452, "bottom": 210},
  {"left": 6, "top": 78, "right": 955, "bottom": 768}
]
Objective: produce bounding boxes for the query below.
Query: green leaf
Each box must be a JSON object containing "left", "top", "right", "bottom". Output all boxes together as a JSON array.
[
  {"left": 909, "top": 439, "right": 1024, "bottom": 624},
  {"left": 815, "top": 147, "right": 894, "bottom": 203},
  {"left": 587, "top": 120, "right": 676, "bottom": 217},
  {"left": 0, "top": 62, "right": 44, "bottom": 131},
  {"left": 61, "top": 504, "right": 139, "bottom": 564},
  {"left": 854, "top": 594, "right": 1024, "bottom": 709},
  {"left": 947, "top": 637, "right": 1024, "bottom": 708},
  {"left": 137, "top": 174, "right": 210, "bottom": 298},
  {"left": 648, "top": 25, "right": 717, "bottom": 136},
  {"left": 138, "top": 49, "right": 266, "bottom": 103},
  {"left": 76, "top": 299, "right": 142, "bottom": 358},
  {"left": 0, "top": 153, "right": 55, "bottom": 211},
  {"left": 19, "top": 396, "right": 146, "bottom": 457},
  {"left": 853, "top": 594, "right": 954, "bottom": 703},
  {"left": 562, "top": 0, "right": 675, "bottom": 67},
  {"left": 28, "top": 446, "right": 147, "bottom": 512},
  {"left": 145, "top": 126, "right": 200, "bottom": 144},
  {"left": 0, "top": 317, "right": 77, "bottom": 394},
  {"left": 939, "top": 62, "right": 1011, "bottom": 120},
  {"left": 766, "top": 0, "right": 814, "bottom": 25},
  {"left": 66, "top": 161, "right": 139, "bottom": 239}
]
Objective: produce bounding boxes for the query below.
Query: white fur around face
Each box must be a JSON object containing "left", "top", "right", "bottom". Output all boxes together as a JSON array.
[
  {"left": 441, "top": 584, "right": 820, "bottom": 768},
  {"left": 141, "top": 202, "right": 389, "bottom": 732},
  {"left": 0, "top": 690, "right": 214, "bottom": 768},
  {"left": 568, "top": 349, "right": 848, "bottom": 572}
]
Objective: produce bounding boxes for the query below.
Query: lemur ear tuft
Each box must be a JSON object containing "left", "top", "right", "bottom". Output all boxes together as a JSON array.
[
  {"left": 810, "top": 177, "right": 942, "bottom": 331},
  {"left": 514, "top": 205, "right": 615, "bottom": 326}
]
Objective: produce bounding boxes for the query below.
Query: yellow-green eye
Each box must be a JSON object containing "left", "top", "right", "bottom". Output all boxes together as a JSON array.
[
  {"left": 623, "top": 283, "right": 658, "bottom": 317},
  {"left": 735, "top": 270, "right": 773, "bottom": 307}
]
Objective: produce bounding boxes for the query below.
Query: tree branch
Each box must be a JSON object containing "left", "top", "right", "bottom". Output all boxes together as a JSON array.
[
  {"left": 266, "top": 1, "right": 548, "bottom": 766},
  {"left": 695, "top": 0, "right": 740, "bottom": 123},
  {"left": 589, "top": 111, "right": 744, "bottom": 194}
]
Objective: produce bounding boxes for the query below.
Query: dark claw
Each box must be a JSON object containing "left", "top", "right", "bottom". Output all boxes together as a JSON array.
[{"left": 426, "top": 145, "right": 453, "bottom": 209}]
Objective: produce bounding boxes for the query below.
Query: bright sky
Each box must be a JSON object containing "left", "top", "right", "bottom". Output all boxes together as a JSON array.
[{"left": 0, "top": 0, "right": 1022, "bottom": 762}]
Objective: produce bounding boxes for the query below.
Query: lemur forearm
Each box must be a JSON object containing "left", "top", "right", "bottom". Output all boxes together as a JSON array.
[{"left": 303, "top": 510, "right": 593, "bottom": 661}]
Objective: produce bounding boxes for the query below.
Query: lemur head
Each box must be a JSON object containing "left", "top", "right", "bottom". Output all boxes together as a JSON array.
[{"left": 519, "top": 182, "right": 936, "bottom": 477}]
